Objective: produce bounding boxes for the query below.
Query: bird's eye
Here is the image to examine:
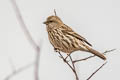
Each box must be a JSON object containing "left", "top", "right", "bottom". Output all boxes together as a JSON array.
[{"left": 49, "top": 21, "right": 53, "bottom": 23}]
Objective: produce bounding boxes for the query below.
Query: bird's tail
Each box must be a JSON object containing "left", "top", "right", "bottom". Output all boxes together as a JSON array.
[{"left": 85, "top": 46, "right": 106, "bottom": 60}]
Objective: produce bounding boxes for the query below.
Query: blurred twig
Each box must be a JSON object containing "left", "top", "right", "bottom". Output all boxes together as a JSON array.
[
  {"left": 4, "top": 62, "right": 34, "bottom": 80},
  {"left": 10, "top": 0, "right": 39, "bottom": 50},
  {"left": 10, "top": 0, "right": 41, "bottom": 80}
]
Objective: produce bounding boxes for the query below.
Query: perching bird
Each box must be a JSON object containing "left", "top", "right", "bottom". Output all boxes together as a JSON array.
[{"left": 43, "top": 15, "right": 106, "bottom": 60}]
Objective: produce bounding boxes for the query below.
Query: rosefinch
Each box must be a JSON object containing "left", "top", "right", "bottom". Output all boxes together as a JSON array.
[{"left": 44, "top": 15, "right": 106, "bottom": 60}]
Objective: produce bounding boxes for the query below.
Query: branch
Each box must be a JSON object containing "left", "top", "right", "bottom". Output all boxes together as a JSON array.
[
  {"left": 54, "top": 9, "right": 57, "bottom": 16},
  {"left": 35, "top": 50, "right": 41, "bottom": 80},
  {"left": 69, "top": 55, "right": 79, "bottom": 80},
  {"left": 73, "top": 49, "right": 116, "bottom": 63},
  {"left": 10, "top": 0, "right": 39, "bottom": 51},
  {"left": 10, "top": 0, "right": 41, "bottom": 80},
  {"left": 57, "top": 49, "right": 115, "bottom": 80},
  {"left": 58, "top": 52, "right": 79, "bottom": 80},
  {"left": 87, "top": 61, "right": 107, "bottom": 80},
  {"left": 4, "top": 62, "right": 34, "bottom": 80}
]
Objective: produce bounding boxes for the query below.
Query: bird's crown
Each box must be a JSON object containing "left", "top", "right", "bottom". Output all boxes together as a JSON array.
[{"left": 46, "top": 16, "right": 63, "bottom": 24}]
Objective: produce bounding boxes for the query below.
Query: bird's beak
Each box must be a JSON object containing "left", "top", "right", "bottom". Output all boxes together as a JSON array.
[{"left": 43, "top": 21, "right": 47, "bottom": 24}]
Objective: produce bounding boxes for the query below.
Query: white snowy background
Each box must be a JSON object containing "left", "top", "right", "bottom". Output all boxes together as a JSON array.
[{"left": 1, "top": 0, "right": 120, "bottom": 80}]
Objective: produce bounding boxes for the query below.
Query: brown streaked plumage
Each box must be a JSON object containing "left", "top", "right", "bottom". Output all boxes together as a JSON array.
[{"left": 44, "top": 15, "right": 106, "bottom": 60}]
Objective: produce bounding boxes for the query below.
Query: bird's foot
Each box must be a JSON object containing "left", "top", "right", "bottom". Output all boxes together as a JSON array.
[{"left": 54, "top": 48, "right": 59, "bottom": 53}]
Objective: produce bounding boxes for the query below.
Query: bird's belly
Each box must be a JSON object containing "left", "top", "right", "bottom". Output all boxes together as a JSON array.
[{"left": 51, "top": 37, "right": 88, "bottom": 54}]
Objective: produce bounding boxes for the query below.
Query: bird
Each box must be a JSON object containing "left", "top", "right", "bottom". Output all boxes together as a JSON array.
[{"left": 43, "top": 15, "right": 106, "bottom": 60}]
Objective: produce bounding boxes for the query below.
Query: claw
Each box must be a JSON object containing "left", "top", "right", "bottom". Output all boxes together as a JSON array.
[{"left": 54, "top": 48, "right": 59, "bottom": 53}]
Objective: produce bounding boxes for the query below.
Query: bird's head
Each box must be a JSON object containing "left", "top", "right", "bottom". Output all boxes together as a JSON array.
[{"left": 43, "top": 16, "right": 63, "bottom": 25}]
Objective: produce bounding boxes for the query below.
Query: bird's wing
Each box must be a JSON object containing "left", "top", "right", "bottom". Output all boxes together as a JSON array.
[{"left": 61, "top": 24, "right": 92, "bottom": 46}]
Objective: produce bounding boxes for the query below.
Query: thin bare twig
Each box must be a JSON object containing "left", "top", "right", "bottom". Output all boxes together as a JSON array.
[
  {"left": 58, "top": 52, "right": 74, "bottom": 71},
  {"left": 87, "top": 62, "right": 107, "bottom": 80},
  {"left": 58, "top": 49, "right": 115, "bottom": 80},
  {"left": 58, "top": 52, "right": 79, "bottom": 80},
  {"left": 73, "top": 49, "right": 116, "bottom": 63},
  {"left": 69, "top": 55, "right": 79, "bottom": 80},
  {"left": 10, "top": 0, "right": 41, "bottom": 80},
  {"left": 54, "top": 9, "right": 57, "bottom": 16}
]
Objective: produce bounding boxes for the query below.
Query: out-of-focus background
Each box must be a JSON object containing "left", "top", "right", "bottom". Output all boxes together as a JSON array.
[{"left": 1, "top": 0, "right": 120, "bottom": 80}]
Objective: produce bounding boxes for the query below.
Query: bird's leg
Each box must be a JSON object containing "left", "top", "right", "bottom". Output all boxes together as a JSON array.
[
  {"left": 54, "top": 48, "right": 69, "bottom": 62},
  {"left": 54, "top": 48, "right": 62, "bottom": 58},
  {"left": 58, "top": 52, "right": 67, "bottom": 62}
]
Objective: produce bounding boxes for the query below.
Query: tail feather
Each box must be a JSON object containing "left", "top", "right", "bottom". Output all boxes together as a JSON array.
[{"left": 86, "top": 46, "right": 106, "bottom": 60}]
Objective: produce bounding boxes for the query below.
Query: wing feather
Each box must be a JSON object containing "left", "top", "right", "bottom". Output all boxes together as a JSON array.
[{"left": 60, "top": 24, "right": 92, "bottom": 46}]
